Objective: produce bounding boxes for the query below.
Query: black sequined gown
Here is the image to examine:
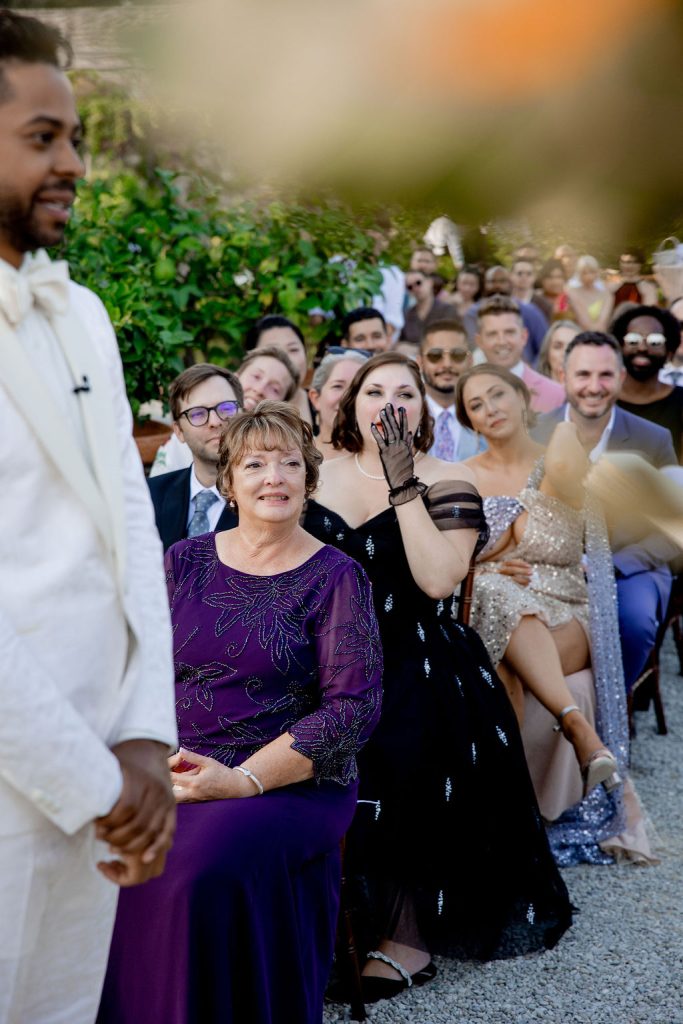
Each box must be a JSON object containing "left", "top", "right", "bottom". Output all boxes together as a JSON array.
[{"left": 305, "top": 481, "right": 573, "bottom": 959}]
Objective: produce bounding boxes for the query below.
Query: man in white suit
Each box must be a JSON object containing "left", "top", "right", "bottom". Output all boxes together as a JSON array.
[{"left": 0, "top": 12, "right": 177, "bottom": 1023}]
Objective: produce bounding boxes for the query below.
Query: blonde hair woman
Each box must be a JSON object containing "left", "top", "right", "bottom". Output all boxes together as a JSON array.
[{"left": 567, "top": 255, "right": 614, "bottom": 332}]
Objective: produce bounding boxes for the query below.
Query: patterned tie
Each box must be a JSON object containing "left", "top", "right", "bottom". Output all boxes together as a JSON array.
[
  {"left": 188, "top": 489, "right": 218, "bottom": 538},
  {"left": 433, "top": 409, "right": 456, "bottom": 461}
]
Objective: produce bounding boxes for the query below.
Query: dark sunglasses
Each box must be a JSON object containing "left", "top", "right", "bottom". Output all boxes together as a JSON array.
[
  {"left": 406, "top": 279, "right": 425, "bottom": 291},
  {"left": 424, "top": 348, "right": 469, "bottom": 365},
  {"left": 622, "top": 332, "right": 667, "bottom": 351},
  {"left": 178, "top": 401, "right": 240, "bottom": 427}
]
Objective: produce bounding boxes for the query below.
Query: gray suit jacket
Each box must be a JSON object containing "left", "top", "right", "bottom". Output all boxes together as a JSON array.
[{"left": 532, "top": 404, "right": 677, "bottom": 468}]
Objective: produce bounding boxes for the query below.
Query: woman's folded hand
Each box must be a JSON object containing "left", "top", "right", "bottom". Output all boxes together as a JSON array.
[
  {"left": 169, "top": 749, "right": 251, "bottom": 802},
  {"left": 496, "top": 558, "right": 533, "bottom": 587}
]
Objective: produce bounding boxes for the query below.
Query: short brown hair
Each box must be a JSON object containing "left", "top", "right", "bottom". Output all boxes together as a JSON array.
[
  {"left": 421, "top": 317, "right": 468, "bottom": 349},
  {"left": 216, "top": 401, "right": 322, "bottom": 502},
  {"left": 236, "top": 347, "right": 298, "bottom": 402},
  {"left": 476, "top": 295, "right": 523, "bottom": 324},
  {"left": 455, "top": 364, "right": 535, "bottom": 430},
  {"left": 331, "top": 352, "right": 434, "bottom": 453},
  {"left": 168, "top": 363, "right": 244, "bottom": 420}
]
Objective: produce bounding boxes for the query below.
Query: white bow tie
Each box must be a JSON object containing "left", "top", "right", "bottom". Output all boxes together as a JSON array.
[{"left": 0, "top": 250, "right": 70, "bottom": 326}]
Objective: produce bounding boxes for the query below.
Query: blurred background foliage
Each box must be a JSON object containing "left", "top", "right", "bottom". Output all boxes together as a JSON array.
[{"left": 40, "top": 0, "right": 683, "bottom": 414}]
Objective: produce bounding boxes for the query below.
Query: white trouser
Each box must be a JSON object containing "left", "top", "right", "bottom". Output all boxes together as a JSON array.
[{"left": 0, "top": 822, "right": 118, "bottom": 1024}]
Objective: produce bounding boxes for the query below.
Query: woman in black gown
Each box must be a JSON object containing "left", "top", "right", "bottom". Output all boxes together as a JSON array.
[{"left": 304, "top": 353, "right": 572, "bottom": 1004}]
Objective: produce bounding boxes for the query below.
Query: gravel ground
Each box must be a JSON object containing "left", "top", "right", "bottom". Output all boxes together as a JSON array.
[{"left": 325, "top": 634, "right": 683, "bottom": 1024}]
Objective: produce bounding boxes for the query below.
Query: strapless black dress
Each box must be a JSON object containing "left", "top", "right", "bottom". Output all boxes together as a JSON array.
[{"left": 305, "top": 481, "right": 573, "bottom": 959}]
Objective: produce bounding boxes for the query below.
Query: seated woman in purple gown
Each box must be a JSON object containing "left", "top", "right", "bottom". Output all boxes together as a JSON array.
[{"left": 98, "top": 403, "right": 382, "bottom": 1024}]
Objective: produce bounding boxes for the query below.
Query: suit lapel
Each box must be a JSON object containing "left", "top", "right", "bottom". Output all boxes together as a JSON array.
[
  {"left": 52, "top": 308, "right": 126, "bottom": 581},
  {"left": 0, "top": 312, "right": 114, "bottom": 557},
  {"left": 162, "top": 469, "right": 192, "bottom": 550},
  {"left": 215, "top": 503, "right": 238, "bottom": 533},
  {"left": 608, "top": 408, "right": 631, "bottom": 450}
]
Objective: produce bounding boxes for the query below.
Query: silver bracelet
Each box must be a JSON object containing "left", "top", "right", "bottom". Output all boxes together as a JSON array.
[{"left": 233, "top": 764, "right": 264, "bottom": 795}]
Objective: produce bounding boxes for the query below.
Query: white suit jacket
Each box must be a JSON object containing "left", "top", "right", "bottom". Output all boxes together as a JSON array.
[{"left": 0, "top": 256, "right": 177, "bottom": 838}]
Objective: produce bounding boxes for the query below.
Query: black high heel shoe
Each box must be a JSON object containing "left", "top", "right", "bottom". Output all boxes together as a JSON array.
[{"left": 361, "top": 950, "right": 438, "bottom": 1004}]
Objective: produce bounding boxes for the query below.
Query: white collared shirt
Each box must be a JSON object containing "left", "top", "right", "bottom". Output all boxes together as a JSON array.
[
  {"left": 564, "top": 403, "right": 615, "bottom": 462},
  {"left": 187, "top": 466, "right": 226, "bottom": 530},
  {"left": 426, "top": 393, "right": 463, "bottom": 459}
]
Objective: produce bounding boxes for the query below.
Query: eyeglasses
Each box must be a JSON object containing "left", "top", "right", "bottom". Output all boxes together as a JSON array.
[
  {"left": 424, "top": 348, "right": 469, "bottom": 365},
  {"left": 622, "top": 332, "right": 667, "bottom": 351},
  {"left": 406, "top": 280, "right": 425, "bottom": 291},
  {"left": 178, "top": 401, "right": 240, "bottom": 426}
]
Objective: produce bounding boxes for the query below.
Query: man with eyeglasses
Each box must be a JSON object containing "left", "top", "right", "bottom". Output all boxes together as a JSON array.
[
  {"left": 148, "top": 364, "right": 243, "bottom": 551},
  {"left": 417, "top": 318, "right": 482, "bottom": 460},
  {"left": 612, "top": 305, "right": 683, "bottom": 463}
]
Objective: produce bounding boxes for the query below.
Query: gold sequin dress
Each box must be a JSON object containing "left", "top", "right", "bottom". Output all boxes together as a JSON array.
[{"left": 472, "top": 486, "right": 590, "bottom": 668}]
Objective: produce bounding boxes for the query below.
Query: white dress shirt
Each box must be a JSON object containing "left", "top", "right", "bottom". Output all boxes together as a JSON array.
[
  {"left": 564, "top": 403, "right": 616, "bottom": 462},
  {"left": 187, "top": 466, "right": 227, "bottom": 531}
]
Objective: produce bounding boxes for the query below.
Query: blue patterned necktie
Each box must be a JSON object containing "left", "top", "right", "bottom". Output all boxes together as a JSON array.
[
  {"left": 433, "top": 408, "right": 456, "bottom": 461},
  {"left": 188, "top": 489, "right": 218, "bottom": 538}
]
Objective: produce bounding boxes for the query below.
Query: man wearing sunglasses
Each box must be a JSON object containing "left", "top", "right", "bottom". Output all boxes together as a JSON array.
[
  {"left": 417, "top": 318, "right": 482, "bottom": 460},
  {"left": 148, "top": 364, "right": 243, "bottom": 550},
  {"left": 612, "top": 305, "right": 683, "bottom": 463}
]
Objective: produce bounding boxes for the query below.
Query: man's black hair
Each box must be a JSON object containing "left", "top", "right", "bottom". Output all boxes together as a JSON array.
[
  {"left": 244, "top": 314, "right": 304, "bottom": 352},
  {"left": 340, "top": 307, "right": 386, "bottom": 340},
  {"left": 564, "top": 331, "right": 623, "bottom": 366},
  {"left": 0, "top": 9, "right": 72, "bottom": 102}
]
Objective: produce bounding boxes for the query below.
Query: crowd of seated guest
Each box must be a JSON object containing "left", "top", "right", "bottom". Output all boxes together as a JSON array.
[{"left": 126, "top": 236, "right": 683, "bottom": 1021}]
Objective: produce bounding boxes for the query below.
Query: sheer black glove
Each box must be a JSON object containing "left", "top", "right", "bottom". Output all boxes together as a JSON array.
[{"left": 370, "top": 404, "right": 427, "bottom": 506}]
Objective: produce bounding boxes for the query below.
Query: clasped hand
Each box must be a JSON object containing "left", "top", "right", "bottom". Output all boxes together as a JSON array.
[
  {"left": 95, "top": 739, "right": 176, "bottom": 888},
  {"left": 169, "top": 748, "right": 253, "bottom": 802}
]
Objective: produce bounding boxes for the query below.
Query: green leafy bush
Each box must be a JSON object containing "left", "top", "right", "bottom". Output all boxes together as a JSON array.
[{"left": 59, "top": 171, "right": 382, "bottom": 415}]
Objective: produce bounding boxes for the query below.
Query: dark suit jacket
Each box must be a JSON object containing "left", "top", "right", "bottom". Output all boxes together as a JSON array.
[
  {"left": 532, "top": 404, "right": 678, "bottom": 578},
  {"left": 148, "top": 467, "right": 238, "bottom": 552}
]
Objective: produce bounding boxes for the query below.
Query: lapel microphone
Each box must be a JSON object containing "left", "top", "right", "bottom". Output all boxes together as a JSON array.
[{"left": 72, "top": 375, "right": 91, "bottom": 394}]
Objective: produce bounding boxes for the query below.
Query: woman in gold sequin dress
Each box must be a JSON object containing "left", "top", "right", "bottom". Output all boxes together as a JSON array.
[{"left": 456, "top": 364, "right": 648, "bottom": 866}]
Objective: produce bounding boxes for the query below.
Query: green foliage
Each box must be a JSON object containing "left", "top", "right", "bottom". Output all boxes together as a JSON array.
[{"left": 58, "top": 171, "right": 382, "bottom": 415}]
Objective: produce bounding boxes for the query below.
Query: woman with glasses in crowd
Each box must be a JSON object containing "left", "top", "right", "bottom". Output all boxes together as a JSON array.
[{"left": 304, "top": 352, "right": 572, "bottom": 1006}]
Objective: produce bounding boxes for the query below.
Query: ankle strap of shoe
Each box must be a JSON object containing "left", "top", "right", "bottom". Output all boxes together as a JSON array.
[
  {"left": 553, "top": 704, "right": 581, "bottom": 733},
  {"left": 366, "top": 951, "right": 413, "bottom": 986}
]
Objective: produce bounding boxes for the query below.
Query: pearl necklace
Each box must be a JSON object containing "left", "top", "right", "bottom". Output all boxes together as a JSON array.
[
  {"left": 354, "top": 453, "right": 385, "bottom": 480},
  {"left": 354, "top": 451, "right": 424, "bottom": 480}
]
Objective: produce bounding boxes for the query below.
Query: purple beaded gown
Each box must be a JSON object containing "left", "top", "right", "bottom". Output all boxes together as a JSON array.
[{"left": 98, "top": 538, "right": 382, "bottom": 1024}]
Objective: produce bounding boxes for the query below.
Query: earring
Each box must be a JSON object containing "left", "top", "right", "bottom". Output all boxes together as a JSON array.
[{"left": 228, "top": 498, "right": 236, "bottom": 509}]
